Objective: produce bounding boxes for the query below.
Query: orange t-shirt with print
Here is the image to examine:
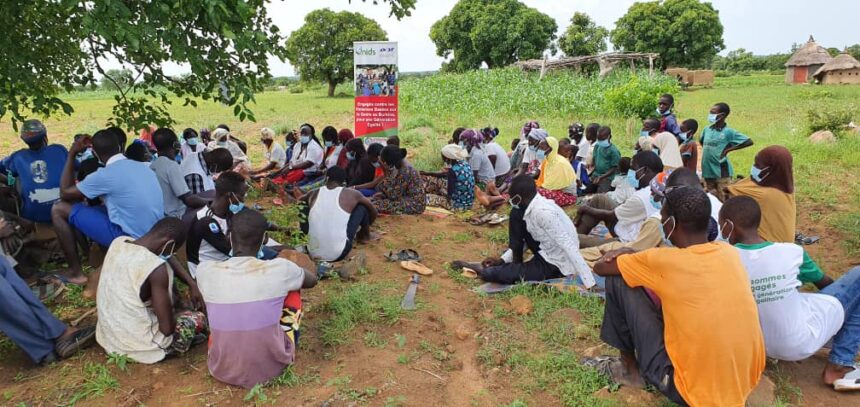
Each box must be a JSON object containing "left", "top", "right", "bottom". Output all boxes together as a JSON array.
[{"left": 617, "top": 242, "right": 765, "bottom": 407}]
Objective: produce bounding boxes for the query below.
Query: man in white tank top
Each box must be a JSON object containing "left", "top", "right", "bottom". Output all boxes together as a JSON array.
[{"left": 299, "top": 167, "right": 377, "bottom": 262}]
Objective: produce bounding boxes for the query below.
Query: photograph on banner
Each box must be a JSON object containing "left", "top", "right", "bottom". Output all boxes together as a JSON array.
[{"left": 355, "top": 65, "right": 397, "bottom": 97}]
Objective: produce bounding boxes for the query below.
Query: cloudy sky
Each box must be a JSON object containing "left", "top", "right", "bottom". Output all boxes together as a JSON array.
[{"left": 259, "top": 0, "right": 857, "bottom": 76}]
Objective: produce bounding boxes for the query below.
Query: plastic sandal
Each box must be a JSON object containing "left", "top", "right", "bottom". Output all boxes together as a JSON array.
[{"left": 385, "top": 249, "right": 421, "bottom": 262}]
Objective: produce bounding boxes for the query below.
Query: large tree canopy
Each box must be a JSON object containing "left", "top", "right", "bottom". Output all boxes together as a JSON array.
[
  {"left": 429, "top": 0, "right": 557, "bottom": 72},
  {"left": 285, "top": 9, "right": 387, "bottom": 97},
  {"left": 611, "top": 0, "right": 725, "bottom": 68},
  {"left": 558, "top": 12, "right": 609, "bottom": 57},
  {"left": 0, "top": 0, "right": 291, "bottom": 131}
]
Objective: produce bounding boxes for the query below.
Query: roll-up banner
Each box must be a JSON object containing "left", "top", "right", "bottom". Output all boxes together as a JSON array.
[{"left": 353, "top": 41, "right": 398, "bottom": 144}]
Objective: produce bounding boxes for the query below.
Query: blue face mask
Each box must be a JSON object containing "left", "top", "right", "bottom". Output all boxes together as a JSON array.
[
  {"left": 678, "top": 132, "right": 690, "bottom": 143},
  {"left": 217, "top": 140, "right": 228, "bottom": 147},
  {"left": 459, "top": 142, "right": 466, "bottom": 149},
  {"left": 750, "top": 165, "right": 769, "bottom": 183},
  {"left": 157, "top": 240, "right": 175, "bottom": 261},
  {"left": 626, "top": 168, "right": 642, "bottom": 189},
  {"left": 657, "top": 107, "right": 671, "bottom": 116},
  {"left": 718, "top": 220, "right": 734, "bottom": 243},
  {"left": 596, "top": 139, "right": 610, "bottom": 148},
  {"left": 535, "top": 150, "right": 546, "bottom": 161},
  {"left": 650, "top": 195, "right": 663, "bottom": 210},
  {"left": 372, "top": 161, "right": 381, "bottom": 168},
  {"left": 640, "top": 130, "right": 651, "bottom": 138},
  {"left": 707, "top": 113, "right": 719, "bottom": 124},
  {"left": 325, "top": 141, "right": 333, "bottom": 148},
  {"left": 77, "top": 148, "right": 94, "bottom": 162},
  {"left": 346, "top": 151, "right": 356, "bottom": 161},
  {"left": 528, "top": 145, "right": 538, "bottom": 152},
  {"left": 660, "top": 216, "right": 675, "bottom": 247},
  {"left": 186, "top": 137, "right": 199, "bottom": 146},
  {"left": 300, "top": 135, "right": 310, "bottom": 144},
  {"left": 228, "top": 193, "right": 244, "bottom": 214}
]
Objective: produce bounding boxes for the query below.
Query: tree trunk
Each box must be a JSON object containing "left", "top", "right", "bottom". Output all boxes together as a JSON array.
[{"left": 327, "top": 81, "right": 336, "bottom": 97}]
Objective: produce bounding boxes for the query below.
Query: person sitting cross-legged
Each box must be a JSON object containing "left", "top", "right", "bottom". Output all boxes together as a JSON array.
[
  {"left": 299, "top": 167, "right": 378, "bottom": 262},
  {"left": 96, "top": 217, "right": 207, "bottom": 364},
  {"left": 452, "top": 175, "right": 595, "bottom": 287},
  {"left": 592, "top": 187, "right": 765, "bottom": 406},
  {"left": 52, "top": 129, "right": 164, "bottom": 285},
  {"left": 196, "top": 209, "right": 318, "bottom": 389},
  {"left": 720, "top": 196, "right": 860, "bottom": 391}
]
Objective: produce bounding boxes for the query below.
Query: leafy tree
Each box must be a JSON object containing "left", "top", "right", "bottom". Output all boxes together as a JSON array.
[
  {"left": 100, "top": 69, "right": 135, "bottom": 91},
  {"left": 430, "top": 0, "right": 557, "bottom": 72},
  {"left": 848, "top": 45, "right": 860, "bottom": 62},
  {"left": 611, "top": 0, "right": 725, "bottom": 68},
  {"left": 827, "top": 47, "right": 841, "bottom": 57},
  {"left": 558, "top": 12, "right": 609, "bottom": 57},
  {"left": 353, "top": 0, "right": 417, "bottom": 19},
  {"left": 285, "top": 9, "right": 387, "bottom": 97}
]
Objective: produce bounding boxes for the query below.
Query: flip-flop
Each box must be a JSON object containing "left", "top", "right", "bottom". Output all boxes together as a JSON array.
[
  {"left": 55, "top": 325, "right": 97, "bottom": 359},
  {"left": 400, "top": 260, "right": 433, "bottom": 276},
  {"left": 40, "top": 273, "right": 85, "bottom": 287},
  {"left": 834, "top": 366, "right": 860, "bottom": 391},
  {"left": 30, "top": 280, "right": 65, "bottom": 302},
  {"left": 385, "top": 249, "right": 421, "bottom": 262},
  {"left": 487, "top": 214, "right": 508, "bottom": 225},
  {"left": 469, "top": 213, "right": 495, "bottom": 226},
  {"left": 461, "top": 268, "right": 478, "bottom": 279}
]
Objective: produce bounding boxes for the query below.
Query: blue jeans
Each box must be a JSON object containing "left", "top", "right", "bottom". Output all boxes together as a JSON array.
[
  {"left": 820, "top": 266, "right": 860, "bottom": 366},
  {"left": 0, "top": 257, "right": 67, "bottom": 363}
]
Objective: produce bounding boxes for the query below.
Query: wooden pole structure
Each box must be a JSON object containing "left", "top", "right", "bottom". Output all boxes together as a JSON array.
[{"left": 648, "top": 56, "right": 654, "bottom": 77}]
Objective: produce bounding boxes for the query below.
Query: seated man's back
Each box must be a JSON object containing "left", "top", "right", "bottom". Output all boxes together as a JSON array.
[
  {"left": 196, "top": 250, "right": 306, "bottom": 388},
  {"left": 96, "top": 237, "right": 174, "bottom": 363}
]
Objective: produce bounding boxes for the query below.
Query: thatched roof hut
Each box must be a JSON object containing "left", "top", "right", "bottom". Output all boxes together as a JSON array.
[
  {"left": 785, "top": 36, "right": 833, "bottom": 84},
  {"left": 813, "top": 51, "right": 860, "bottom": 84}
]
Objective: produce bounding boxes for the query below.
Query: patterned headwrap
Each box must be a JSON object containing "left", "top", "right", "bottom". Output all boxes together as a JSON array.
[
  {"left": 649, "top": 169, "right": 674, "bottom": 199},
  {"left": 527, "top": 128, "right": 548, "bottom": 142},
  {"left": 458, "top": 129, "right": 483, "bottom": 148},
  {"left": 520, "top": 120, "right": 540, "bottom": 139},
  {"left": 441, "top": 144, "right": 469, "bottom": 161},
  {"left": 338, "top": 128, "right": 355, "bottom": 144}
]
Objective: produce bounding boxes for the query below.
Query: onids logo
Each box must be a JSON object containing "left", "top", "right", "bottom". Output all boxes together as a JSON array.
[{"left": 354, "top": 47, "right": 376, "bottom": 56}]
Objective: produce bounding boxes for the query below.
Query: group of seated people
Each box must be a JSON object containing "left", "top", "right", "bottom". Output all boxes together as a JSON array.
[{"left": 1, "top": 95, "right": 857, "bottom": 402}]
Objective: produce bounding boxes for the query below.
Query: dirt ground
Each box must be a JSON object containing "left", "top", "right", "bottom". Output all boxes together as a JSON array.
[{"left": 1, "top": 200, "right": 859, "bottom": 406}]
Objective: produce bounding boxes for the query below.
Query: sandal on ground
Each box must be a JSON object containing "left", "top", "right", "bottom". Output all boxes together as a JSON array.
[
  {"left": 834, "top": 366, "right": 860, "bottom": 391},
  {"left": 582, "top": 356, "right": 644, "bottom": 388},
  {"left": 39, "top": 273, "right": 85, "bottom": 287},
  {"left": 385, "top": 249, "right": 421, "bottom": 262},
  {"left": 469, "top": 213, "right": 496, "bottom": 226},
  {"left": 487, "top": 214, "right": 508, "bottom": 225},
  {"left": 55, "top": 325, "right": 97, "bottom": 359},
  {"left": 451, "top": 260, "right": 483, "bottom": 271},
  {"left": 400, "top": 260, "right": 433, "bottom": 276},
  {"left": 30, "top": 280, "right": 65, "bottom": 302},
  {"left": 461, "top": 268, "right": 478, "bottom": 279}
]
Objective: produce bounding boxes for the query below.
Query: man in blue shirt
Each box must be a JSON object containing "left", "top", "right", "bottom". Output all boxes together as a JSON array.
[
  {"left": 51, "top": 130, "right": 164, "bottom": 285},
  {"left": 0, "top": 120, "right": 68, "bottom": 224}
]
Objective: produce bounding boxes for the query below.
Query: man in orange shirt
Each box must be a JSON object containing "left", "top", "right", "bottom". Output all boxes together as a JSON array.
[{"left": 593, "top": 187, "right": 765, "bottom": 407}]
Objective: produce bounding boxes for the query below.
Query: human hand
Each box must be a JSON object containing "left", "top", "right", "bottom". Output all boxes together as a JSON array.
[
  {"left": 0, "top": 219, "right": 14, "bottom": 239},
  {"left": 599, "top": 247, "right": 636, "bottom": 263},
  {"left": 481, "top": 257, "right": 504, "bottom": 268},
  {"left": 69, "top": 136, "right": 91, "bottom": 155},
  {"left": 188, "top": 284, "right": 206, "bottom": 312}
]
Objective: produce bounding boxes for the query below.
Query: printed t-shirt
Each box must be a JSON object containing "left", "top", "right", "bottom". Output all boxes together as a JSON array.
[
  {"left": 77, "top": 156, "right": 163, "bottom": 238},
  {"left": 735, "top": 242, "right": 843, "bottom": 361},
  {"left": 196, "top": 256, "right": 305, "bottom": 388},
  {"left": 617, "top": 242, "right": 765, "bottom": 407},
  {"left": 701, "top": 125, "right": 749, "bottom": 180},
  {"left": 0, "top": 144, "right": 68, "bottom": 223}
]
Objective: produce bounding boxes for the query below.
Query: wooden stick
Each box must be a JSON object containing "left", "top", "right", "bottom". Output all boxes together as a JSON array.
[
  {"left": 71, "top": 307, "right": 97, "bottom": 326},
  {"left": 410, "top": 366, "right": 445, "bottom": 381}
]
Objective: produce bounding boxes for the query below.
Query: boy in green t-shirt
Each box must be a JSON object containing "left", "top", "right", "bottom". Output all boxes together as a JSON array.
[
  {"left": 700, "top": 102, "right": 753, "bottom": 201},
  {"left": 588, "top": 126, "right": 621, "bottom": 193}
]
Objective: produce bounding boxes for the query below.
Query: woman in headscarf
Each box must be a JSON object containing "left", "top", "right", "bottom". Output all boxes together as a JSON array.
[
  {"left": 535, "top": 136, "right": 578, "bottom": 207},
  {"left": 421, "top": 144, "right": 475, "bottom": 211},
  {"left": 270, "top": 123, "right": 324, "bottom": 187},
  {"left": 509, "top": 120, "right": 540, "bottom": 171},
  {"left": 299, "top": 126, "right": 354, "bottom": 193},
  {"left": 460, "top": 129, "right": 505, "bottom": 208},
  {"left": 351, "top": 143, "right": 386, "bottom": 197},
  {"left": 726, "top": 145, "right": 795, "bottom": 242},
  {"left": 373, "top": 145, "right": 426, "bottom": 215},
  {"left": 208, "top": 127, "right": 251, "bottom": 176},
  {"left": 180, "top": 128, "right": 205, "bottom": 159}
]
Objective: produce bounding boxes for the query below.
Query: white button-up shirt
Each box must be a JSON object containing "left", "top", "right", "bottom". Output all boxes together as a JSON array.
[{"left": 501, "top": 194, "right": 596, "bottom": 288}]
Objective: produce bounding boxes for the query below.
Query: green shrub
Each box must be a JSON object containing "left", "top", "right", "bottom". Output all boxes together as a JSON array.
[
  {"left": 602, "top": 74, "right": 677, "bottom": 119},
  {"left": 807, "top": 105, "right": 856, "bottom": 136},
  {"left": 288, "top": 86, "right": 304, "bottom": 94}
]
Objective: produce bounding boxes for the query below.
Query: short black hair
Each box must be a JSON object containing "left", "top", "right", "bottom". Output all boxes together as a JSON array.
[
  {"left": 125, "top": 142, "right": 149, "bottom": 162},
  {"left": 558, "top": 138, "right": 571, "bottom": 147},
  {"left": 229, "top": 209, "right": 268, "bottom": 249},
  {"left": 206, "top": 148, "right": 234, "bottom": 173},
  {"left": 643, "top": 118, "right": 661, "bottom": 132},
  {"left": 617, "top": 157, "right": 631, "bottom": 173},
  {"left": 381, "top": 145, "right": 406, "bottom": 166},
  {"left": 681, "top": 119, "right": 699, "bottom": 134},
  {"left": 92, "top": 129, "right": 120, "bottom": 159},
  {"left": 326, "top": 166, "right": 347, "bottom": 184},
  {"left": 345, "top": 138, "right": 366, "bottom": 156},
  {"left": 586, "top": 123, "right": 600, "bottom": 137},
  {"left": 660, "top": 93, "right": 675, "bottom": 105},
  {"left": 509, "top": 174, "right": 537, "bottom": 200},
  {"left": 214, "top": 171, "right": 247, "bottom": 197},
  {"left": 665, "top": 168, "right": 701, "bottom": 189},
  {"left": 386, "top": 135, "right": 400, "bottom": 146},
  {"left": 152, "top": 128, "right": 178, "bottom": 152},
  {"left": 367, "top": 143, "right": 384, "bottom": 158},
  {"left": 452, "top": 127, "right": 465, "bottom": 144},
  {"left": 665, "top": 187, "right": 711, "bottom": 233},
  {"left": 597, "top": 126, "right": 612, "bottom": 138},
  {"left": 148, "top": 217, "right": 188, "bottom": 248},
  {"left": 106, "top": 127, "right": 127, "bottom": 152},
  {"left": 632, "top": 150, "right": 663, "bottom": 174},
  {"left": 182, "top": 128, "right": 199, "bottom": 140},
  {"left": 714, "top": 102, "right": 731, "bottom": 116},
  {"left": 321, "top": 126, "right": 338, "bottom": 141},
  {"left": 720, "top": 196, "right": 761, "bottom": 230}
]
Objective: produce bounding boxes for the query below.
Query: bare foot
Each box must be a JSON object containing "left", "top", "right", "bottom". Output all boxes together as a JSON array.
[
  {"left": 356, "top": 231, "right": 381, "bottom": 245},
  {"left": 451, "top": 260, "right": 483, "bottom": 272},
  {"left": 823, "top": 362, "right": 855, "bottom": 385},
  {"left": 47, "top": 269, "right": 88, "bottom": 286},
  {"left": 615, "top": 352, "right": 646, "bottom": 388}
]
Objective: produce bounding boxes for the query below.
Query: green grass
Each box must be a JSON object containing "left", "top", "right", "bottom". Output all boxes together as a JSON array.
[
  {"left": 67, "top": 362, "right": 119, "bottom": 406},
  {"left": 318, "top": 281, "right": 406, "bottom": 347}
]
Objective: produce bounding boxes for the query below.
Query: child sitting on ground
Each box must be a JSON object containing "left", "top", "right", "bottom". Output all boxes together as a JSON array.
[
  {"left": 608, "top": 157, "right": 635, "bottom": 204},
  {"left": 560, "top": 144, "right": 589, "bottom": 196}
]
